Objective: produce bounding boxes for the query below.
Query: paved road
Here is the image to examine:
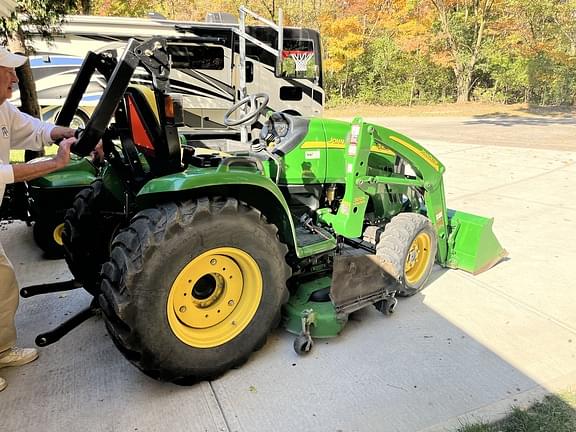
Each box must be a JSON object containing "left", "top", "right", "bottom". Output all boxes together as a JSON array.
[
  {"left": 1, "top": 115, "right": 575, "bottom": 432},
  {"left": 334, "top": 114, "right": 576, "bottom": 151}
]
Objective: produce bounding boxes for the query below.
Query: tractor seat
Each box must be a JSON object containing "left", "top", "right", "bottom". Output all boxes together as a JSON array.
[{"left": 121, "top": 85, "right": 182, "bottom": 176}]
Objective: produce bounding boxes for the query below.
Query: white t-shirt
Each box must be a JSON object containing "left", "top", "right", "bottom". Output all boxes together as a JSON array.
[{"left": 0, "top": 101, "right": 55, "bottom": 202}]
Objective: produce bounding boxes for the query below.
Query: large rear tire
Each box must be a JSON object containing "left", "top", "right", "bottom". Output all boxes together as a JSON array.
[
  {"left": 376, "top": 213, "right": 437, "bottom": 297},
  {"left": 99, "top": 197, "right": 291, "bottom": 383},
  {"left": 62, "top": 179, "right": 122, "bottom": 296}
]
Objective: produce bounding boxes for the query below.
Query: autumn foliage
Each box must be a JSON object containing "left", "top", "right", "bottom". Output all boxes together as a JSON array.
[{"left": 21, "top": 0, "right": 576, "bottom": 106}]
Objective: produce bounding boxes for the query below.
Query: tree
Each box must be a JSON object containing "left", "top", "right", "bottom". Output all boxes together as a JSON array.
[
  {"left": 1, "top": 1, "right": 78, "bottom": 117},
  {"left": 78, "top": 0, "right": 91, "bottom": 14},
  {"left": 92, "top": 0, "right": 156, "bottom": 17},
  {"left": 1, "top": 1, "right": 78, "bottom": 159},
  {"left": 320, "top": 15, "right": 365, "bottom": 99},
  {"left": 554, "top": 0, "right": 576, "bottom": 55},
  {"left": 429, "top": 0, "right": 497, "bottom": 103},
  {"left": 384, "top": 1, "right": 438, "bottom": 105},
  {"left": 497, "top": 0, "right": 576, "bottom": 105}
]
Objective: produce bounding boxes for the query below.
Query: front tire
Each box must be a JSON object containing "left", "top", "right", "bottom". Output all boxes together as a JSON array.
[
  {"left": 376, "top": 213, "right": 437, "bottom": 297},
  {"left": 100, "top": 197, "right": 291, "bottom": 383}
]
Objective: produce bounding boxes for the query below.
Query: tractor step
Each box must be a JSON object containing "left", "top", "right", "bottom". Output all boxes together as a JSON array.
[{"left": 294, "top": 216, "right": 337, "bottom": 258}]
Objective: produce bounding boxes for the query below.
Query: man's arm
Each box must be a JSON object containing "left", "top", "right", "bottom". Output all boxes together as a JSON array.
[
  {"left": 12, "top": 138, "right": 73, "bottom": 182},
  {"left": 6, "top": 102, "right": 76, "bottom": 150}
]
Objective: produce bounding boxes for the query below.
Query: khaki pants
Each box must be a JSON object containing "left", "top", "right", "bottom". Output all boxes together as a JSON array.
[{"left": 0, "top": 240, "right": 18, "bottom": 355}]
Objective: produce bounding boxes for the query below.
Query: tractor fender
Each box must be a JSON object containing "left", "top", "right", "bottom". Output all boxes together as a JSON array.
[
  {"left": 27, "top": 157, "right": 98, "bottom": 188},
  {"left": 135, "top": 170, "right": 299, "bottom": 251}
]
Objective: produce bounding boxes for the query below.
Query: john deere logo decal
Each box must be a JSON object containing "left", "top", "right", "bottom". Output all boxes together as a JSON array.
[{"left": 1, "top": 126, "right": 7, "bottom": 138}]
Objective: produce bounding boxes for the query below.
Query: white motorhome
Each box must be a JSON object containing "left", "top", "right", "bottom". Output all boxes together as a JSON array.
[
  {"left": 12, "top": 12, "right": 324, "bottom": 133},
  {"left": 0, "top": 0, "right": 16, "bottom": 18}
]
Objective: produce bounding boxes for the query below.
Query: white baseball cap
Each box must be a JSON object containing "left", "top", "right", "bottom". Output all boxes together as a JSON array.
[{"left": 0, "top": 46, "right": 27, "bottom": 68}]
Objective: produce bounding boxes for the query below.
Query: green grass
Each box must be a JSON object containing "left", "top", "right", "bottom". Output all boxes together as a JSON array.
[
  {"left": 9, "top": 145, "right": 58, "bottom": 163},
  {"left": 456, "top": 391, "right": 576, "bottom": 432}
]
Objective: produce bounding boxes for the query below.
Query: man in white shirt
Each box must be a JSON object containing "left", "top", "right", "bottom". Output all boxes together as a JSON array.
[{"left": 0, "top": 46, "right": 77, "bottom": 392}]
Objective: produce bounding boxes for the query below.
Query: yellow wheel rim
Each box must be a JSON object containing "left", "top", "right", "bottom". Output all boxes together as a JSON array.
[
  {"left": 53, "top": 223, "right": 65, "bottom": 246},
  {"left": 167, "top": 247, "right": 262, "bottom": 348},
  {"left": 404, "top": 232, "right": 432, "bottom": 285}
]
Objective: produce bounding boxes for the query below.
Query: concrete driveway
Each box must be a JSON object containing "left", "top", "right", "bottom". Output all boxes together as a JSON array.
[{"left": 1, "top": 115, "right": 575, "bottom": 432}]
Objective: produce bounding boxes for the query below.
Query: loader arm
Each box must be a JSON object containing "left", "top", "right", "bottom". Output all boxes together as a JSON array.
[
  {"left": 318, "top": 117, "right": 451, "bottom": 263},
  {"left": 318, "top": 117, "right": 506, "bottom": 273},
  {"left": 361, "top": 122, "right": 451, "bottom": 265}
]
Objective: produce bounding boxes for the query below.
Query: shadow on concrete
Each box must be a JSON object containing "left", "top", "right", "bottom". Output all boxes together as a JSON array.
[
  {"left": 519, "top": 105, "right": 576, "bottom": 117},
  {"left": 470, "top": 104, "right": 575, "bottom": 119},
  {"left": 0, "top": 221, "right": 571, "bottom": 432},
  {"left": 465, "top": 112, "right": 576, "bottom": 127}
]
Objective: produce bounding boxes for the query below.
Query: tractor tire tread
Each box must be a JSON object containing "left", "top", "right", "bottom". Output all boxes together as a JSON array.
[
  {"left": 100, "top": 197, "right": 291, "bottom": 383},
  {"left": 376, "top": 212, "right": 437, "bottom": 297},
  {"left": 63, "top": 180, "right": 113, "bottom": 295}
]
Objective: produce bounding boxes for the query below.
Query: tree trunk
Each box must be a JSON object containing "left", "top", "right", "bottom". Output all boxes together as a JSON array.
[
  {"left": 409, "top": 74, "right": 417, "bottom": 107},
  {"left": 455, "top": 69, "right": 473, "bottom": 103},
  {"left": 79, "top": 0, "right": 91, "bottom": 14},
  {"left": 7, "top": 29, "right": 40, "bottom": 119},
  {"left": 7, "top": 27, "right": 45, "bottom": 160},
  {"left": 432, "top": 0, "right": 493, "bottom": 105}
]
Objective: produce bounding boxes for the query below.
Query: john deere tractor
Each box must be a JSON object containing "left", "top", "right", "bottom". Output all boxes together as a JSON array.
[
  {"left": 22, "top": 37, "right": 506, "bottom": 384},
  {"left": 0, "top": 154, "right": 99, "bottom": 258}
]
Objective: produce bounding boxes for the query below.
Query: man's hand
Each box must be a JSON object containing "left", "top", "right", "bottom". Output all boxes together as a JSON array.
[
  {"left": 50, "top": 126, "right": 77, "bottom": 142},
  {"left": 54, "top": 137, "right": 74, "bottom": 168},
  {"left": 12, "top": 137, "right": 75, "bottom": 182},
  {"left": 90, "top": 140, "right": 105, "bottom": 164}
]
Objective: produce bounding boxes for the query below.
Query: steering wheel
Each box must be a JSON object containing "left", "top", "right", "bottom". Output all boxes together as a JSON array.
[
  {"left": 260, "top": 112, "right": 294, "bottom": 142},
  {"left": 224, "top": 93, "right": 270, "bottom": 127}
]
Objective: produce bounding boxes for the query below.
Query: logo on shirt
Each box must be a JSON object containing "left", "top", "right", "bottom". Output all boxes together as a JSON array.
[{"left": 1, "top": 126, "right": 7, "bottom": 138}]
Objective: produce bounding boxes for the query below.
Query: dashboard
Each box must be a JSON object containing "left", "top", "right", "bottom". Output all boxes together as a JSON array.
[{"left": 261, "top": 112, "right": 292, "bottom": 141}]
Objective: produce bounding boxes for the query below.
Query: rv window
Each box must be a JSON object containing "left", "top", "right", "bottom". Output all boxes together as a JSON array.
[
  {"left": 168, "top": 45, "right": 224, "bottom": 70},
  {"left": 280, "top": 86, "right": 302, "bottom": 101},
  {"left": 246, "top": 60, "right": 253, "bottom": 83}
]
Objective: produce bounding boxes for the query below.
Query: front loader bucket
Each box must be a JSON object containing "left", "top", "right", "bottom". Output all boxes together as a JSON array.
[{"left": 446, "top": 210, "right": 508, "bottom": 274}]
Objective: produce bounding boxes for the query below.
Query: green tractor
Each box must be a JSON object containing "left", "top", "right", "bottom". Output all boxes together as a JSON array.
[
  {"left": 23, "top": 37, "right": 506, "bottom": 384},
  {"left": 0, "top": 155, "right": 99, "bottom": 258}
]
